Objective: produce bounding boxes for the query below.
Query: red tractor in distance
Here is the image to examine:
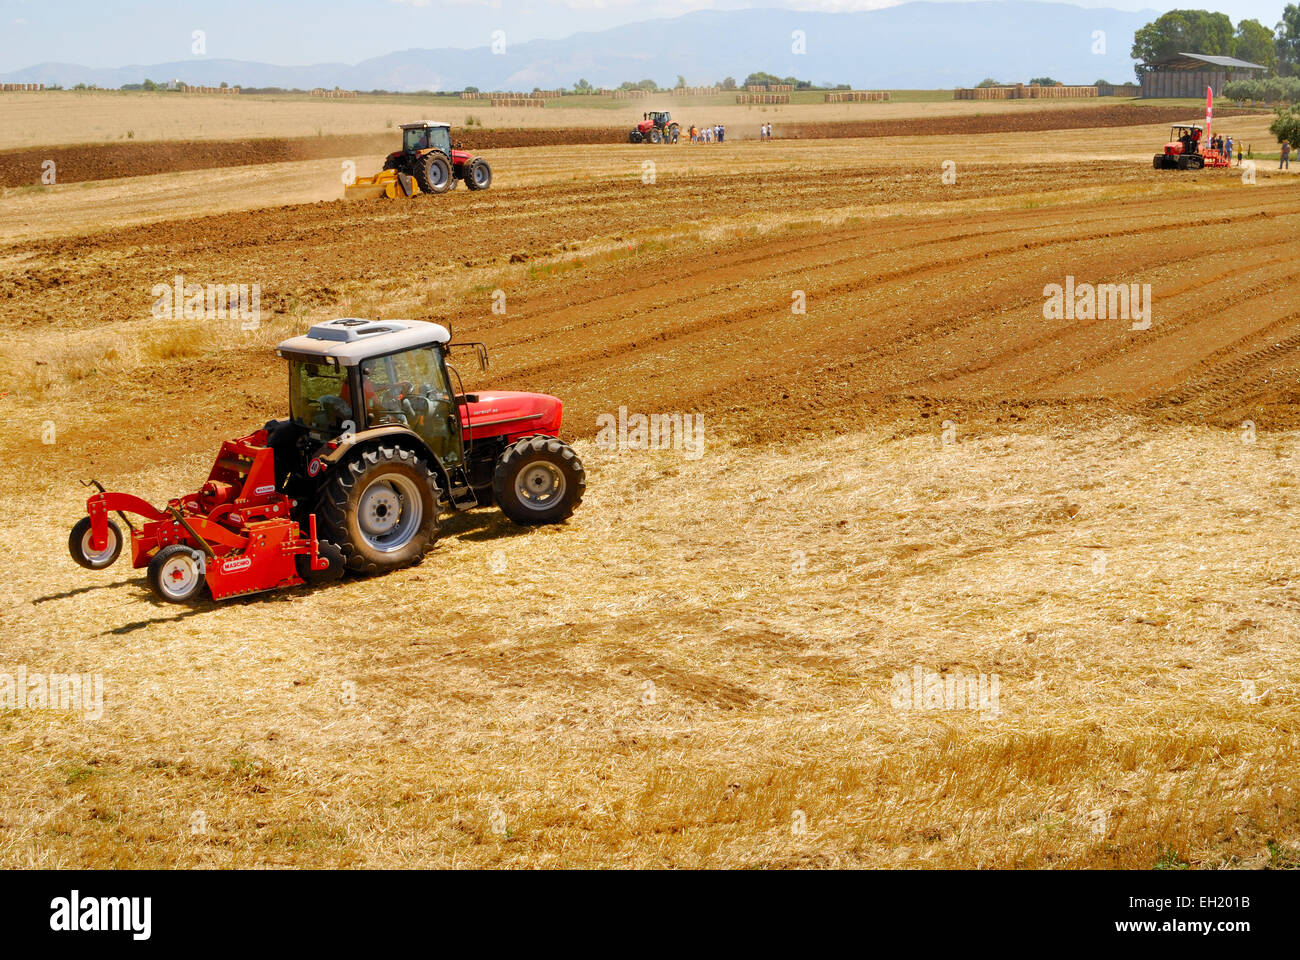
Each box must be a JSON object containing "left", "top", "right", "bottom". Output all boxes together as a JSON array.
[
  {"left": 1153, "top": 123, "right": 1230, "bottom": 170},
  {"left": 629, "top": 111, "right": 680, "bottom": 144}
]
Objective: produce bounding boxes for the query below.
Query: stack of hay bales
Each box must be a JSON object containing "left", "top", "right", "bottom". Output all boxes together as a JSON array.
[{"left": 824, "top": 91, "right": 890, "bottom": 102}]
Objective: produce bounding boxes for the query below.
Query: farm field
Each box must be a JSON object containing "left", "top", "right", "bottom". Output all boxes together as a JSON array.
[
  {"left": 0, "top": 89, "right": 1237, "bottom": 149},
  {"left": 1, "top": 121, "right": 1298, "bottom": 868}
]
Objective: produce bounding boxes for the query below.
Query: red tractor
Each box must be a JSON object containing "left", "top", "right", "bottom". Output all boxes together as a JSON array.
[
  {"left": 69, "top": 319, "right": 585, "bottom": 603},
  {"left": 629, "top": 111, "right": 680, "bottom": 144},
  {"left": 1153, "top": 123, "right": 1230, "bottom": 170},
  {"left": 346, "top": 122, "right": 492, "bottom": 199}
]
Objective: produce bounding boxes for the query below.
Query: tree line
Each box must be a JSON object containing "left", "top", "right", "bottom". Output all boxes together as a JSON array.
[{"left": 1132, "top": 6, "right": 1300, "bottom": 75}]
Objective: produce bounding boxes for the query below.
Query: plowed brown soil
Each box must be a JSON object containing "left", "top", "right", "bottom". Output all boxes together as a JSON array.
[
  {"left": 1, "top": 135, "right": 1298, "bottom": 869},
  {"left": 0, "top": 105, "right": 1260, "bottom": 187},
  {"left": 0, "top": 128, "right": 621, "bottom": 188}
]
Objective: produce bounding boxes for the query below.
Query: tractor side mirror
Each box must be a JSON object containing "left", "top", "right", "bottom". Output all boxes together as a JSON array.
[{"left": 448, "top": 341, "right": 490, "bottom": 372}]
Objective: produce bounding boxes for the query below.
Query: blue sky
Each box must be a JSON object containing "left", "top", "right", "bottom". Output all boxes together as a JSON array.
[{"left": 1, "top": 0, "right": 1290, "bottom": 68}]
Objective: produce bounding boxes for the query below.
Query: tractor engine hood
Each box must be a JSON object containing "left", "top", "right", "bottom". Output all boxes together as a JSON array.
[
  {"left": 459, "top": 391, "right": 562, "bottom": 440},
  {"left": 451, "top": 149, "right": 472, "bottom": 165}
]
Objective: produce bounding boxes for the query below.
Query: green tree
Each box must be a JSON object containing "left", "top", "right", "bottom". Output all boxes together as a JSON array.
[
  {"left": 1279, "top": 4, "right": 1300, "bottom": 76},
  {"left": 1029, "top": 76, "right": 1060, "bottom": 85},
  {"left": 975, "top": 77, "right": 1001, "bottom": 88},
  {"left": 1270, "top": 103, "right": 1300, "bottom": 143},
  {"left": 1131, "top": 10, "right": 1236, "bottom": 70},
  {"left": 675, "top": 74, "right": 686, "bottom": 89},
  {"left": 720, "top": 77, "right": 736, "bottom": 90},
  {"left": 1235, "top": 19, "right": 1277, "bottom": 70}
]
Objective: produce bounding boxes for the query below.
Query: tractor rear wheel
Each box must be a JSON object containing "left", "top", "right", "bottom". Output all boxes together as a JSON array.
[
  {"left": 415, "top": 153, "right": 453, "bottom": 194},
  {"left": 69, "top": 516, "right": 123, "bottom": 570},
  {"left": 649, "top": 127, "right": 663, "bottom": 144},
  {"left": 493, "top": 436, "right": 586, "bottom": 525},
  {"left": 148, "top": 545, "right": 207, "bottom": 604},
  {"left": 465, "top": 158, "right": 492, "bottom": 190},
  {"left": 317, "top": 445, "right": 440, "bottom": 574}
]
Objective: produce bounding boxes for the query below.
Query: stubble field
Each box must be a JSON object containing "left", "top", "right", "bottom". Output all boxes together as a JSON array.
[{"left": 0, "top": 101, "right": 1297, "bottom": 868}]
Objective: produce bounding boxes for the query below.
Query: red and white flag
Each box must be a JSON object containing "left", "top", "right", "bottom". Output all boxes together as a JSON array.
[{"left": 1205, "top": 86, "right": 1213, "bottom": 145}]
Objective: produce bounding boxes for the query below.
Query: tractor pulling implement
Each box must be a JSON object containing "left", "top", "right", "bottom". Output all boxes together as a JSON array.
[
  {"left": 69, "top": 318, "right": 585, "bottom": 603},
  {"left": 345, "top": 122, "right": 492, "bottom": 200}
]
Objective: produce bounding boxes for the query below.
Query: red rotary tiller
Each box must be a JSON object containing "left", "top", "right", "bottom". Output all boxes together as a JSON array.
[{"left": 68, "top": 430, "right": 342, "bottom": 603}]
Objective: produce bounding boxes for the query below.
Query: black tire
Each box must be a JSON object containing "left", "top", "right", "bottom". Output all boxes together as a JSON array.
[
  {"left": 382, "top": 155, "right": 401, "bottom": 172},
  {"left": 415, "top": 153, "right": 452, "bottom": 194},
  {"left": 317, "top": 445, "right": 440, "bottom": 574},
  {"left": 493, "top": 436, "right": 585, "bottom": 526},
  {"left": 629, "top": 131, "right": 643, "bottom": 144},
  {"left": 69, "top": 516, "right": 123, "bottom": 570},
  {"left": 295, "top": 540, "right": 346, "bottom": 585},
  {"left": 148, "top": 544, "right": 207, "bottom": 604},
  {"left": 465, "top": 157, "right": 492, "bottom": 190},
  {"left": 1153, "top": 155, "right": 1164, "bottom": 169},
  {"left": 649, "top": 127, "right": 663, "bottom": 144}
]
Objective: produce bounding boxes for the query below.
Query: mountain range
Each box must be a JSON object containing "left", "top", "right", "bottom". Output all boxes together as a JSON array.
[{"left": 0, "top": 3, "right": 1155, "bottom": 92}]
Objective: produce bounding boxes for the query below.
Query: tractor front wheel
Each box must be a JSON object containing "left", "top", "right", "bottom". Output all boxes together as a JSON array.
[
  {"left": 318, "top": 445, "right": 440, "bottom": 574},
  {"left": 493, "top": 436, "right": 586, "bottom": 525},
  {"left": 148, "top": 545, "right": 207, "bottom": 604},
  {"left": 465, "top": 158, "right": 492, "bottom": 190},
  {"left": 415, "top": 153, "right": 453, "bottom": 194},
  {"left": 69, "top": 516, "right": 123, "bottom": 570}
]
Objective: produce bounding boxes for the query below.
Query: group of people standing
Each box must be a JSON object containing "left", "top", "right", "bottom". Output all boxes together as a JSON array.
[
  {"left": 685, "top": 121, "right": 777, "bottom": 143},
  {"left": 688, "top": 123, "right": 725, "bottom": 143}
]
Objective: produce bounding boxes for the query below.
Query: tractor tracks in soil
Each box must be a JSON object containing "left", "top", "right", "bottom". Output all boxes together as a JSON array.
[{"left": 1, "top": 152, "right": 1298, "bottom": 480}]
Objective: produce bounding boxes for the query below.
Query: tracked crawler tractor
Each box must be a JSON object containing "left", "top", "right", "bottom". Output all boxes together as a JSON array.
[{"left": 69, "top": 319, "right": 585, "bottom": 602}]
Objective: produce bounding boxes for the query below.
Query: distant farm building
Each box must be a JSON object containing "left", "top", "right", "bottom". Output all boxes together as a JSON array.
[{"left": 1140, "top": 53, "right": 1266, "bottom": 98}]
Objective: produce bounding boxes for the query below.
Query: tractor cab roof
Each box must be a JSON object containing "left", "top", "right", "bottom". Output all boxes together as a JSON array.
[
  {"left": 399, "top": 121, "right": 450, "bottom": 130},
  {"left": 276, "top": 318, "right": 451, "bottom": 366}
]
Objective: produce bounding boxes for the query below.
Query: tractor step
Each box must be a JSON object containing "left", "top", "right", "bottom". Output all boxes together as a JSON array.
[{"left": 447, "top": 484, "right": 479, "bottom": 510}]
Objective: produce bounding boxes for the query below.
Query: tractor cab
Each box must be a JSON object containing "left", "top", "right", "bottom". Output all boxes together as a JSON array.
[
  {"left": 400, "top": 121, "right": 452, "bottom": 156},
  {"left": 1164, "top": 124, "right": 1203, "bottom": 157},
  {"left": 647, "top": 111, "right": 672, "bottom": 128},
  {"left": 279, "top": 317, "right": 465, "bottom": 467}
]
